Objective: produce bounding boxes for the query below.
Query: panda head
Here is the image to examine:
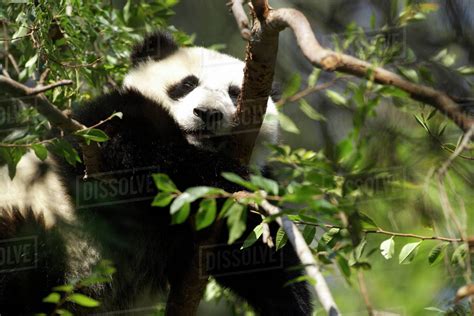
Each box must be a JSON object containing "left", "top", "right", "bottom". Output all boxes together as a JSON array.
[{"left": 123, "top": 31, "right": 279, "bottom": 166}]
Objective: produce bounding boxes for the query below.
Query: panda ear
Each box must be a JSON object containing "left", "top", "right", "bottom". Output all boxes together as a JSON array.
[{"left": 131, "top": 31, "right": 179, "bottom": 66}]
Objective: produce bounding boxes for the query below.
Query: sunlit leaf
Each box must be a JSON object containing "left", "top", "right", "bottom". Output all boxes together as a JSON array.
[
  {"left": 380, "top": 237, "right": 395, "bottom": 260},
  {"left": 399, "top": 241, "right": 421, "bottom": 264}
]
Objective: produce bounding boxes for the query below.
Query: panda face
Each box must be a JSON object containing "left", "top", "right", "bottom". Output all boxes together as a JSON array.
[{"left": 123, "top": 47, "right": 278, "bottom": 152}]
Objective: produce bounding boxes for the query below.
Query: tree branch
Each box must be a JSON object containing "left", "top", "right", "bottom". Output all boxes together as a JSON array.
[
  {"left": 0, "top": 74, "right": 101, "bottom": 177},
  {"left": 230, "top": 0, "right": 474, "bottom": 136},
  {"left": 276, "top": 76, "right": 348, "bottom": 107},
  {"left": 259, "top": 198, "right": 340, "bottom": 316},
  {"left": 28, "top": 79, "right": 73, "bottom": 95},
  {"left": 227, "top": 0, "right": 251, "bottom": 40},
  {"left": 231, "top": 0, "right": 283, "bottom": 164},
  {"left": 296, "top": 221, "right": 464, "bottom": 242}
]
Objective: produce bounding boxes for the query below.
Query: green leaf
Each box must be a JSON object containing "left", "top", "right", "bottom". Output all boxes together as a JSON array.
[
  {"left": 123, "top": 0, "right": 132, "bottom": 22},
  {"left": 226, "top": 203, "right": 247, "bottom": 244},
  {"left": 399, "top": 241, "right": 421, "bottom": 264},
  {"left": 185, "top": 186, "right": 223, "bottom": 200},
  {"left": 307, "top": 68, "right": 321, "bottom": 87},
  {"left": 75, "top": 128, "right": 109, "bottom": 144},
  {"left": 299, "top": 99, "right": 325, "bottom": 121},
  {"left": 32, "top": 144, "right": 48, "bottom": 161},
  {"left": 170, "top": 192, "right": 193, "bottom": 215},
  {"left": 359, "top": 212, "right": 378, "bottom": 229},
  {"left": 302, "top": 226, "right": 316, "bottom": 245},
  {"left": 438, "top": 124, "right": 447, "bottom": 137},
  {"left": 354, "top": 239, "right": 367, "bottom": 260},
  {"left": 451, "top": 243, "right": 468, "bottom": 265},
  {"left": 428, "top": 242, "right": 448, "bottom": 266},
  {"left": 321, "top": 228, "right": 340, "bottom": 244},
  {"left": 42, "top": 292, "right": 61, "bottom": 304},
  {"left": 171, "top": 202, "right": 190, "bottom": 224},
  {"left": 275, "top": 227, "right": 288, "bottom": 251},
  {"left": 380, "top": 237, "right": 395, "bottom": 260},
  {"left": 195, "top": 199, "right": 217, "bottom": 230},
  {"left": 414, "top": 115, "right": 429, "bottom": 132},
  {"left": 427, "top": 109, "right": 437, "bottom": 121},
  {"left": 51, "top": 140, "right": 81, "bottom": 167},
  {"left": 152, "top": 192, "right": 174, "bottom": 207},
  {"left": 79, "top": 275, "right": 110, "bottom": 286},
  {"left": 370, "top": 11, "right": 376, "bottom": 29},
  {"left": 25, "top": 54, "right": 38, "bottom": 69},
  {"left": 398, "top": 67, "right": 419, "bottom": 83},
  {"left": 152, "top": 173, "right": 178, "bottom": 193},
  {"left": 326, "top": 90, "right": 347, "bottom": 106},
  {"left": 56, "top": 310, "right": 73, "bottom": 316},
  {"left": 0, "top": 147, "right": 26, "bottom": 179},
  {"left": 52, "top": 285, "right": 74, "bottom": 293},
  {"left": 336, "top": 138, "right": 353, "bottom": 163},
  {"left": 278, "top": 113, "right": 300, "bottom": 134},
  {"left": 250, "top": 175, "right": 279, "bottom": 195},
  {"left": 67, "top": 293, "right": 100, "bottom": 307},
  {"left": 379, "top": 86, "right": 410, "bottom": 98},
  {"left": 337, "top": 255, "right": 351, "bottom": 280},
  {"left": 241, "top": 223, "right": 264, "bottom": 249},
  {"left": 222, "top": 172, "right": 258, "bottom": 191},
  {"left": 424, "top": 307, "right": 445, "bottom": 313},
  {"left": 110, "top": 112, "right": 123, "bottom": 119},
  {"left": 283, "top": 73, "right": 302, "bottom": 98},
  {"left": 284, "top": 275, "right": 316, "bottom": 287},
  {"left": 457, "top": 66, "right": 474, "bottom": 75}
]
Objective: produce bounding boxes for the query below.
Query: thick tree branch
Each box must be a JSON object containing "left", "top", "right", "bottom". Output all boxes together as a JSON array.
[
  {"left": 0, "top": 74, "right": 101, "bottom": 176},
  {"left": 231, "top": 0, "right": 283, "bottom": 164},
  {"left": 230, "top": 1, "right": 474, "bottom": 138},
  {"left": 260, "top": 198, "right": 340, "bottom": 316}
]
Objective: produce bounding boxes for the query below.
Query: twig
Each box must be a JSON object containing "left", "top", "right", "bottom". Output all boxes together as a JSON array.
[
  {"left": 276, "top": 76, "right": 348, "bottom": 107},
  {"left": 437, "top": 126, "right": 474, "bottom": 177},
  {"left": 357, "top": 271, "right": 374, "bottom": 316},
  {"left": 27, "top": 79, "right": 73, "bottom": 95},
  {"left": 38, "top": 68, "right": 50, "bottom": 86},
  {"left": 227, "top": 0, "right": 251, "bottom": 40},
  {"left": 0, "top": 32, "right": 34, "bottom": 42},
  {"left": 261, "top": 219, "right": 274, "bottom": 247},
  {"left": 229, "top": 0, "right": 474, "bottom": 134},
  {"left": 0, "top": 139, "right": 56, "bottom": 148},
  {"left": 8, "top": 54, "right": 20, "bottom": 75},
  {"left": 295, "top": 221, "right": 463, "bottom": 242},
  {"left": 259, "top": 197, "right": 340, "bottom": 316},
  {"left": 47, "top": 56, "right": 103, "bottom": 69}
]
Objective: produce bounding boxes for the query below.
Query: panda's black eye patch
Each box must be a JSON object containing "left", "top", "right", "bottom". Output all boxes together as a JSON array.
[
  {"left": 228, "top": 85, "right": 241, "bottom": 105},
  {"left": 167, "top": 75, "right": 199, "bottom": 100}
]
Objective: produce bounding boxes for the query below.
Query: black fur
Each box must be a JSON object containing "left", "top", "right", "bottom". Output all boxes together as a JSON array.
[
  {"left": 130, "top": 31, "right": 179, "bottom": 66},
  {"left": 0, "top": 34, "right": 311, "bottom": 315},
  {"left": 0, "top": 207, "right": 67, "bottom": 315}
]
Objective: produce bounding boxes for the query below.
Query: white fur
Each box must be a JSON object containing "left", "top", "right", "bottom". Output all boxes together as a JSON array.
[
  {"left": 123, "top": 47, "right": 279, "bottom": 167},
  {"left": 0, "top": 152, "right": 75, "bottom": 228}
]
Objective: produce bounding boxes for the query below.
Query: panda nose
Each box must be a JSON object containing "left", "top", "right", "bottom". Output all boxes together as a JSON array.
[{"left": 193, "top": 107, "right": 224, "bottom": 123}]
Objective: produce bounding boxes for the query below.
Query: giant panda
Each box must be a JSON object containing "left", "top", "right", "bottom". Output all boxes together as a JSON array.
[{"left": 0, "top": 31, "right": 312, "bottom": 315}]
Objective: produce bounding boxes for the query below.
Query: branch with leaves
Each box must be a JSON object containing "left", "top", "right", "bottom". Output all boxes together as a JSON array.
[
  {"left": 230, "top": 0, "right": 474, "bottom": 136},
  {"left": 0, "top": 74, "right": 102, "bottom": 176}
]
